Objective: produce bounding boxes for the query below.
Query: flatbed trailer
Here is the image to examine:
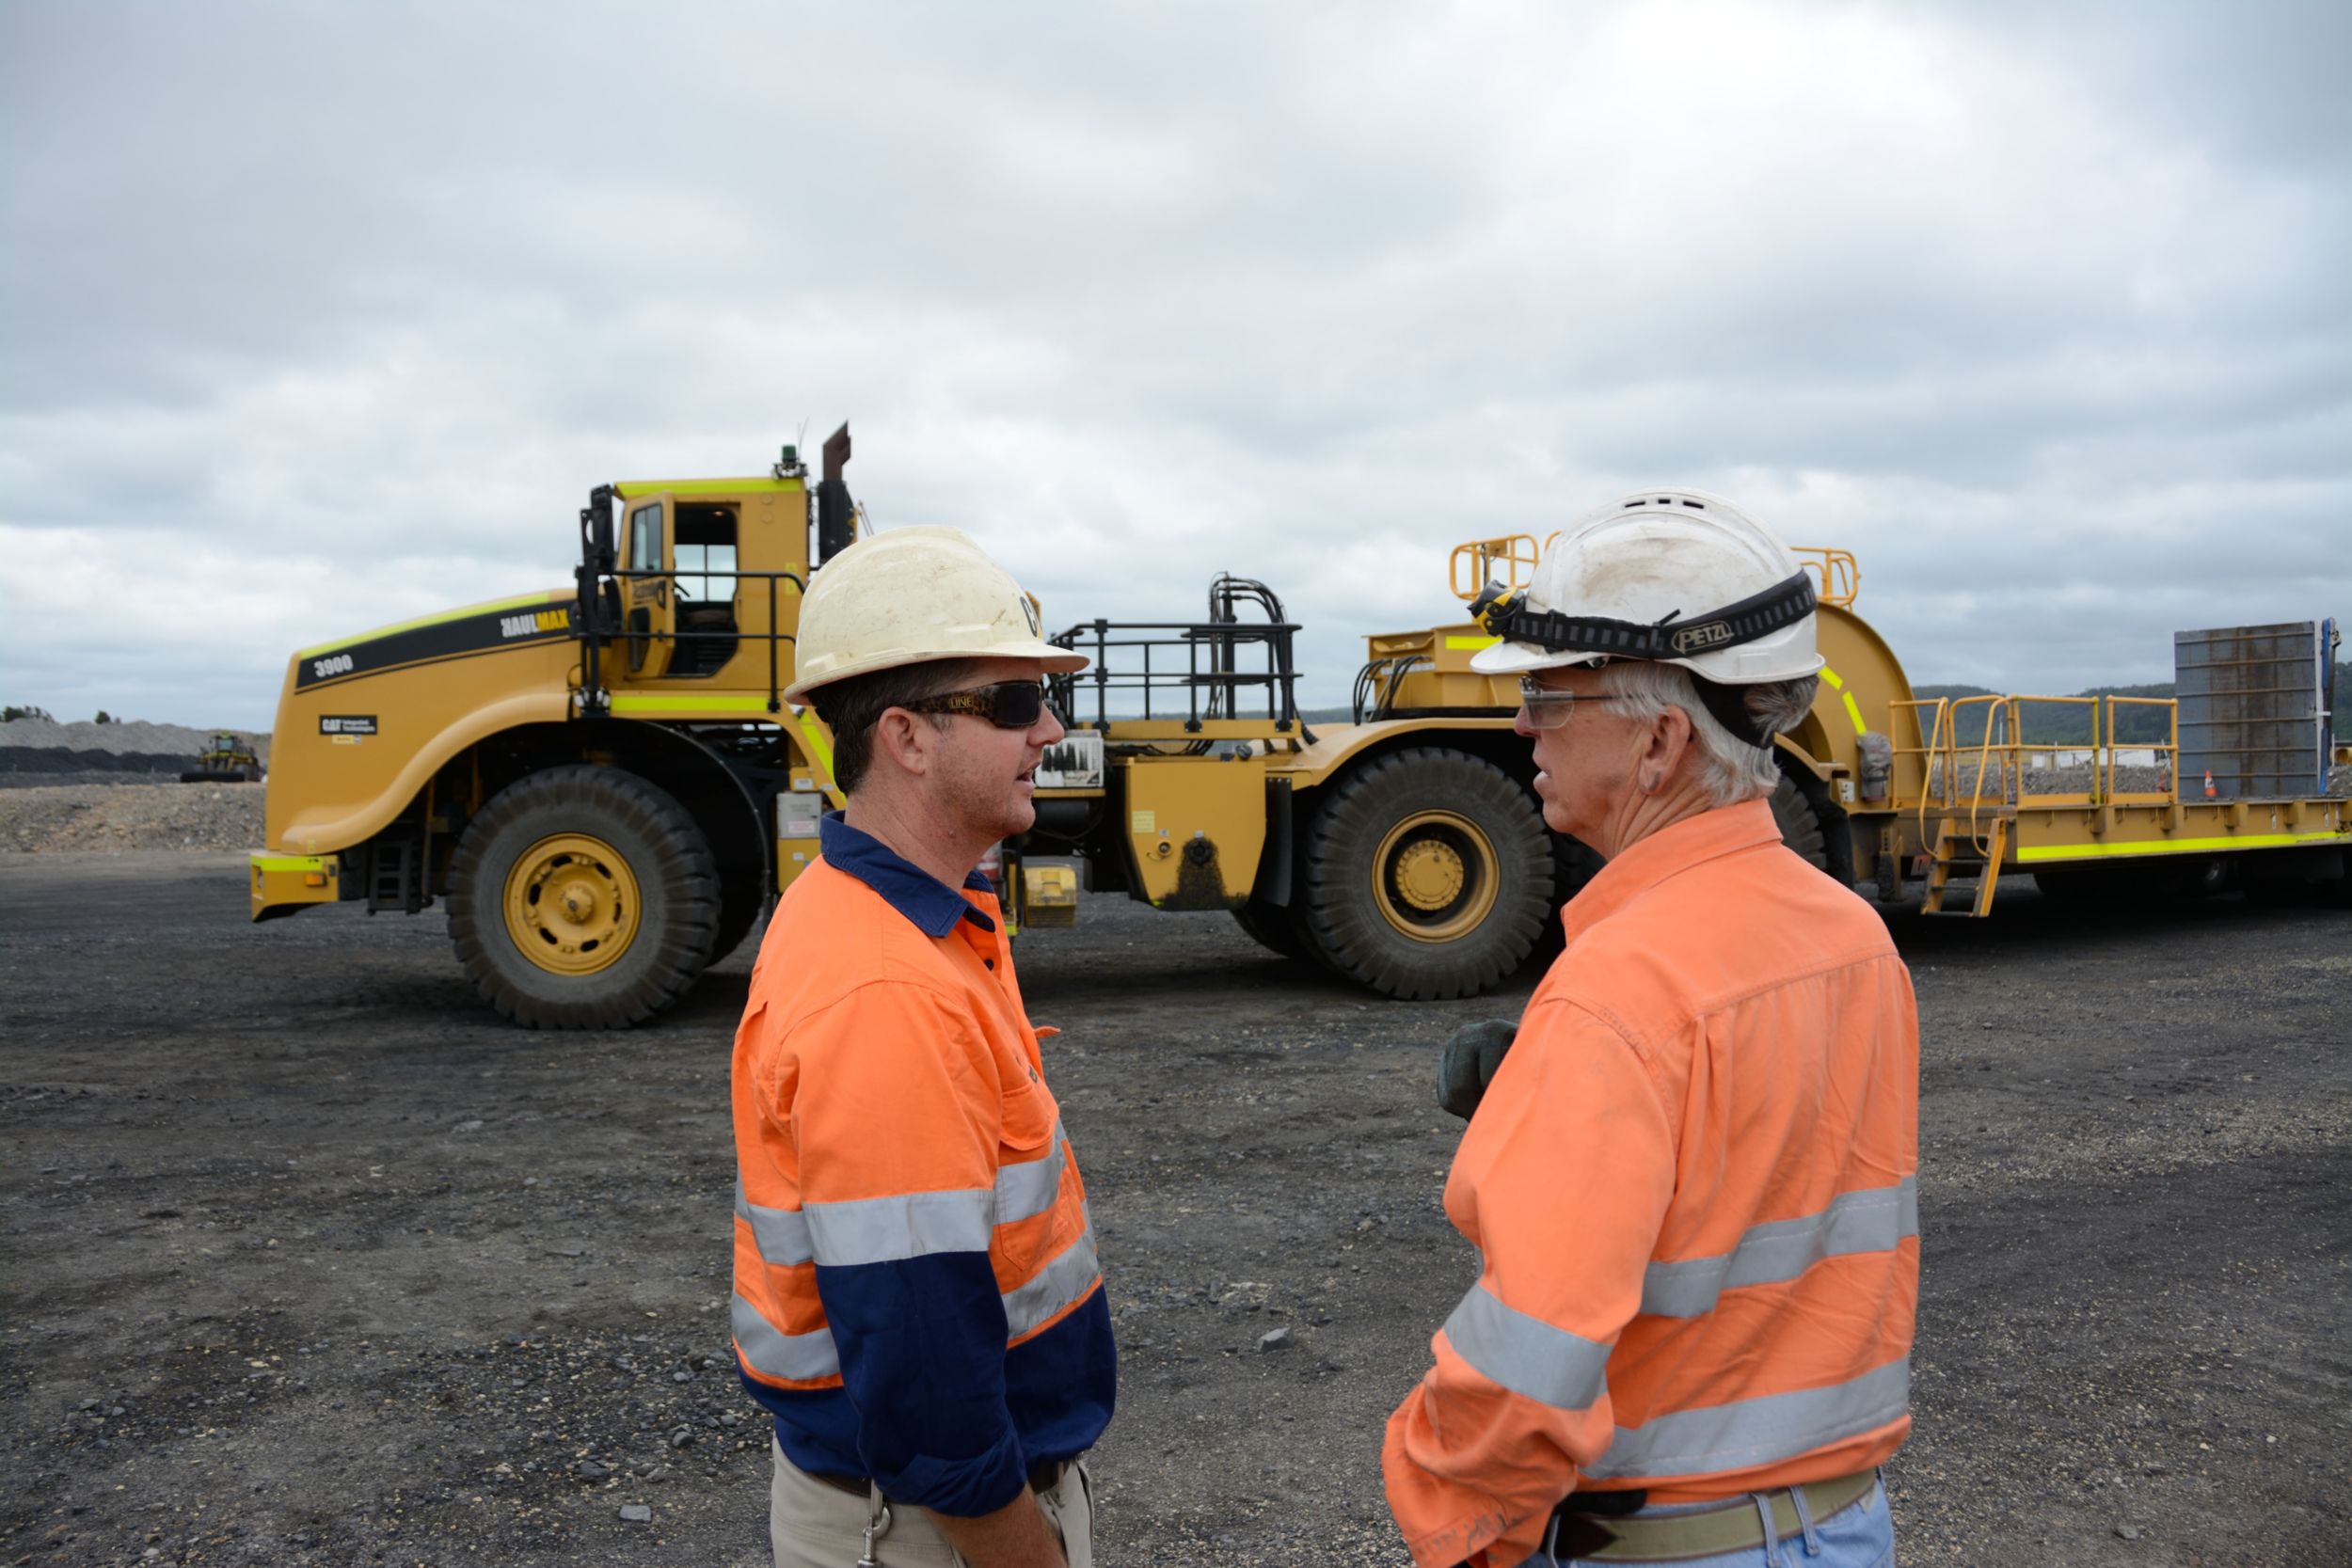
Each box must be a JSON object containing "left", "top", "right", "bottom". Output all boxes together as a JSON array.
[{"left": 1870, "top": 695, "right": 2348, "bottom": 913}]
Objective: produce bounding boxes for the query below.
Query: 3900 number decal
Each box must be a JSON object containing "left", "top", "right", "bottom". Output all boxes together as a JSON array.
[{"left": 312, "top": 653, "right": 355, "bottom": 680}]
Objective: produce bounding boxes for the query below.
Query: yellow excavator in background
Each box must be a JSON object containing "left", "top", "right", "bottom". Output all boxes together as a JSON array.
[{"left": 182, "top": 732, "right": 263, "bottom": 784}]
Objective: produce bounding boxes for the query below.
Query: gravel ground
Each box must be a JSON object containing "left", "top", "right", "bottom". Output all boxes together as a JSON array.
[
  {"left": 0, "top": 784, "right": 264, "bottom": 855},
  {"left": 4, "top": 853, "right": 2347, "bottom": 1567}
]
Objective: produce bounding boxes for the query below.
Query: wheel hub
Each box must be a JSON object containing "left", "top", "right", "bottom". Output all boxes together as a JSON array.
[
  {"left": 1372, "top": 810, "right": 1502, "bottom": 943},
  {"left": 503, "top": 832, "right": 639, "bottom": 976},
  {"left": 1392, "top": 840, "right": 1466, "bottom": 911}
]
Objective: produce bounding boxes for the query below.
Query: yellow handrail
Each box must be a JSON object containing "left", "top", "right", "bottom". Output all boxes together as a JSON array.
[
  {"left": 1789, "top": 546, "right": 1859, "bottom": 608},
  {"left": 1449, "top": 534, "right": 1542, "bottom": 601},
  {"left": 2102, "top": 695, "right": 2179, "bottom": 805},
  {"left": 2011, "top": 696, "right": 2101, "bottom": 809}
]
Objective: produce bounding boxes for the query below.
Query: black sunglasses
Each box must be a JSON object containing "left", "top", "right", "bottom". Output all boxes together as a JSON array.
[{"left": 902, "top": 681, "right": 1055, "bottom": 730}]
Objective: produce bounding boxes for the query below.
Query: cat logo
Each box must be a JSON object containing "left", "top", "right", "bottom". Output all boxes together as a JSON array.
[{"left": 500, "top": 608, "right": 571, "bottom": 640}]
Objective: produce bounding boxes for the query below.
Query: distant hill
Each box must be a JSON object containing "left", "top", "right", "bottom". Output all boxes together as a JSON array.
[{"left": 1914, "top": 661, "right": 2347, "bottom": 746}]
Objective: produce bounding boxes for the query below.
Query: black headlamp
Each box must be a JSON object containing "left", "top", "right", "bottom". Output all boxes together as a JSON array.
[
  {"left": 1473, "top": 570, "right": 1820, "bottom": 751},
  {"left": 1470, "top": 569, "right": 1818, "bottom": 663}
]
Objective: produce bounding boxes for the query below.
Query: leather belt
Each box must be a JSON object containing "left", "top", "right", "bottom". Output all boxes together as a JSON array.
[
  {"left": 1551, "top": 1470, "right": 1877, "bottom": 1561},
  {"left": 809, "top": 1459, "right": 1068, "bottom": 1502}
]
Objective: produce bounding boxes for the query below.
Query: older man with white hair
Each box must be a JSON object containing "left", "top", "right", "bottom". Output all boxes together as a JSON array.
[{"left": 1384, "top": 491, "right": 1921, "bottom": 1568}]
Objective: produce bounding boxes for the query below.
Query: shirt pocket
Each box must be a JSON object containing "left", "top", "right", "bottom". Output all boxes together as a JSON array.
[
  {"left": 999, "top": 1061, "right": 1058, "bottom": 1152},
  {"left": 993, "top": 1074, "right": 1064, "bottom": 1280}
]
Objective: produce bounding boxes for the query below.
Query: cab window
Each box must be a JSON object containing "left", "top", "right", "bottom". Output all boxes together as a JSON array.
[{"left": 629, "top": 503, "right": 662, "bottom": 572}]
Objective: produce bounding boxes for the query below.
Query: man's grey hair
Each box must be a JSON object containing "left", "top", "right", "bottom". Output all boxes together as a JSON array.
[
  {"left": 1595, "top": 662, "right": 1820, "bottom": 809},
  {"left": 803, "top": 657, "right": 985, "bottom": 794}
]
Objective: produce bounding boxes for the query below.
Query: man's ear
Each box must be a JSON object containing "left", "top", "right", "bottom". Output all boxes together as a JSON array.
[
  {"left": 870, "top": 708, "right": 936, "bottom": 779},
  {"left": 1642, "top": 704, "right": 1695, "bottom": 793}
]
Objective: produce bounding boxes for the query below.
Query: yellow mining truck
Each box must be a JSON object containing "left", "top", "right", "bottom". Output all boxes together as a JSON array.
[
  {"left": 251, "top": 438, "right": 2350, "bottom": 1027},
  {"left": 251, "top": 430, "right": 866, "bottom": 1027}
]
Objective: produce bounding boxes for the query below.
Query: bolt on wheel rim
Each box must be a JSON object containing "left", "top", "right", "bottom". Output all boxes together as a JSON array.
[
  {"left": 503, "top": 832, "right": 639, "bottom": 975},
  {"left": 1373, "top": 810, "right": 1500, "bottom": 942}
]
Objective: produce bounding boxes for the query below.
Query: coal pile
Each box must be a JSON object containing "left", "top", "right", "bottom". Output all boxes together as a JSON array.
[{"left": 0, "top": 719, "right": 271, "bottom": 790}]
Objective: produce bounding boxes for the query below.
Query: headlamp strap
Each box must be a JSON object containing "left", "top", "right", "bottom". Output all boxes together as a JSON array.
[{"left": 1471, "top": 569, "right": 1818, "bottom": 663}]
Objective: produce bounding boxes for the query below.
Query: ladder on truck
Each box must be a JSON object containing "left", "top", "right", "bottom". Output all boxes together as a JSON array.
[{"left": 1920, "top": 814, "right": 2008, "bottom": 916}]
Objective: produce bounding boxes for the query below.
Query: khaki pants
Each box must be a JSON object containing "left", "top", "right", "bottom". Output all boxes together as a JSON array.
[{"left": 769, "top": 1438, "right": 1093, "bottom": 1568}]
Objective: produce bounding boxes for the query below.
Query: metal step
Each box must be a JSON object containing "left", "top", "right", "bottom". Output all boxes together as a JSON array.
[{"left": 1923, "top": 816, "right": 2008, "bottom": 917}]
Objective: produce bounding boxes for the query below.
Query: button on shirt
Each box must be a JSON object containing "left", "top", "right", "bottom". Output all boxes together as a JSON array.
[{"left": 731, "top": 814, "right": 1116, "bottom": 1516}]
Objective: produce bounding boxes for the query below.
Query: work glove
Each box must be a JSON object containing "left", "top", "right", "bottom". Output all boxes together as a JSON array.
[{"left": 1436, "top": 1019, "right": 1518, "bottom": 1120}]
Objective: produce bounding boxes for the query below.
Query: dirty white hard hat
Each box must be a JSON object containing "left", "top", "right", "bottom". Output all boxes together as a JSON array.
[
  {"left": 1469, "top": 488, "right": 1824, "bottom": 686},
  {"left": 784, "top": 526, "right": 1089, "bottom": 703}
]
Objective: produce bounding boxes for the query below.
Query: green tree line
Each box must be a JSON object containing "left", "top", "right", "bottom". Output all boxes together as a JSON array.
[{"left": 1914, "top": 660, "right": 2347, "bottom": 747}]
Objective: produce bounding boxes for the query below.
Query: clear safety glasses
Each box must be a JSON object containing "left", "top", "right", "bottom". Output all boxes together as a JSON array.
[
  {"left": 904, "top": 680, "right": 1056, "bottom": 730},
  {"left": 1518, "top": 678, "right": 1601, "bottom": 732}
]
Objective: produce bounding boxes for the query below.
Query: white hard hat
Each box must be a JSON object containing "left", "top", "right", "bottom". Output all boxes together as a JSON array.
[
  {"left": 1469, "top": 488, "right": 1823, "bottom": 685},
  {"left": 785, "top": 525, "right": 1089, "bottom": 703}
]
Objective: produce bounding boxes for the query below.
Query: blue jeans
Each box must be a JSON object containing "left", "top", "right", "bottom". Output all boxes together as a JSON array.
[{"left": 1548, "top": 1474, "right": 1894, "bottom": 1568}]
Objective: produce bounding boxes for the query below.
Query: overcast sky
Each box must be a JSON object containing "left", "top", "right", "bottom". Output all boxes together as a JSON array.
[{"left": 4, "top": 0, "right": 2346, "bottom": 728}]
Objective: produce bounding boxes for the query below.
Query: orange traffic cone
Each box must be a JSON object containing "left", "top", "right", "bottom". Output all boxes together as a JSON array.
[{"left": 2202, "top": 769, "right": 2217, "bottom": 800}]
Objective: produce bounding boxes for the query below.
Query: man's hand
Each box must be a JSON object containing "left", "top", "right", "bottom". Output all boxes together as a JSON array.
[
  {"left": 1437, "top": 1019, "right": 1518, "bottom": 1120},
  {"left": 930, "top": 1486, "right": 1067, "bottom": 1568}
]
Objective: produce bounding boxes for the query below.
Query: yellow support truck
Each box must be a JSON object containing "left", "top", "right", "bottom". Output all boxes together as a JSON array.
[
  {"left": 1018, "top": 540, "right": 1904, "bottom": 999},
  {"left": 250, "top": 441, "right": 2350, "bottom": 1028}
]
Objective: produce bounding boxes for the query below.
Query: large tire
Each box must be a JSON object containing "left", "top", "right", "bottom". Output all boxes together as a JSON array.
[
  {"left": 1230, "top": 898, "right": 1308, "bottom": 959},
  {"left": 2032, "top": 867, "right": 2112, "bottom": 906},
  {"left": 1769, "top": 763, "right": 1855, "bottom": 885},
  {"left": 708, "top": 870, "right": 771, "bottom": 966},
  {"left": 1297, "top": 748, "right": 1553, "bottom": 999},
  {"left": 447, "top": 767, "right": 722, "bottom": 1029}
]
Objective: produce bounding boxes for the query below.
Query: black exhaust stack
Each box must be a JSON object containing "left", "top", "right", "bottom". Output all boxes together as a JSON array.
[{"left": 815, "top": 423, "right": 855, "bottom": 564}]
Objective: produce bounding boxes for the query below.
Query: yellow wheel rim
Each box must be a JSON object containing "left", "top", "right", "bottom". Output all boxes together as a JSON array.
[
  {"left": 502, "top": 832, "right": 639, "bottom": 976},
  {"left": 1373, "top": 810, "right": 1500, "bottom": 942}
]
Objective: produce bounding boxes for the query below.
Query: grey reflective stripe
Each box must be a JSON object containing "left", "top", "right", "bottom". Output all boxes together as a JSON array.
[
  {"left": 736, "top": 1177, "right": 814, "bottom": 1266},
  {"left": 1003, "top": 1224, "right": 1102, "bottom": 1339},
  {"left": 732, "top": 1291, "right": 841, "bottom": 1382},
  {"left": 804, "top": 1187, "right": 996, "bottom": 1266},
  {"left": 1441, "top": 1282, "right": 1612, "bottom": 1411},
  {"left": 1583, "top": 1357, "right": 1911, "bottom": 1480},
  {"left": 995, "top": 1124, "right": 1067, "bottom": 1225},
  {"left": 1641, "top": 1178, "right": 1918, "bottom": 1319}
]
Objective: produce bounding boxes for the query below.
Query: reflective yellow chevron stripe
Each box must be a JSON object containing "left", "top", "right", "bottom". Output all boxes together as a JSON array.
[
  {"left": 250, "top": 854, "right": 332, "bottom": 872},
  {"left": 2017, "top": 830, "right": 2347, "bottom": 863},
  {"left": 295, "top": 590, "right": 570, "bottom": 660},
  {"left": 793, "top": 710, "right": 844, "bottom": 806},
  {"left": 608, "top": 694, "right": 772, "bottom": 714},
  {"left": 613, "top": 477, "right": 804, "bottom": 499},
  {"left": 1817, "top": 665, "right": 1867, "bottom": 736}
]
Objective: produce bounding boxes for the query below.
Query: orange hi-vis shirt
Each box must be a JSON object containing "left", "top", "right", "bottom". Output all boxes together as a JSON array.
[
  {"left": 1385, "top": 798, "right": 1919, "bottom": 1568},
  {"left": 731, "top": 815, "right": 1114, "bottom": 1517}
]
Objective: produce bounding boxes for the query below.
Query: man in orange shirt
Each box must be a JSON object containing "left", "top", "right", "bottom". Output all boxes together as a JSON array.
[
  {"left": 731, "top": 527, "right": 1114, "bottom": 1568},
  {"left": 1387, "top": 491, "right": 1920, "bottom": 1568}
]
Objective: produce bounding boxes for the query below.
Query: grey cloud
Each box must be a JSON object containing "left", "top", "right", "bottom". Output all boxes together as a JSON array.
[{"left": 3, "top": 0, "right": 2345, "bottom": 725}]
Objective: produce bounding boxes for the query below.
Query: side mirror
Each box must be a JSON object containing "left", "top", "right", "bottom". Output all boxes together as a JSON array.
[{"left": 581, "top": 486, "right": 617, "bottom": 572}]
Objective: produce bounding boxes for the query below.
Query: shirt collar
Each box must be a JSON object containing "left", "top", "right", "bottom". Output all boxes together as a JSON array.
[
  {"left": 818, "top": 812, "right": 998, "bottom": 937},
  {"left": 1560, "top": 797, "right": 1784, "bottom": 946}
]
